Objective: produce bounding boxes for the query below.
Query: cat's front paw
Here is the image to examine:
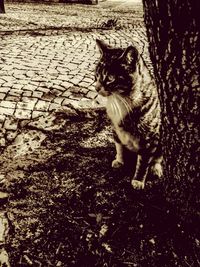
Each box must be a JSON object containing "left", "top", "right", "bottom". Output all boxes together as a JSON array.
[
  {"left": 151, "top": 163, "right": 163, "bottom": 178},
  {"left": 131, "top": 180, "right": 145, "bottom": 190},
  {"left": 112, "top": 159, "right": 124, "bottom": 169}
]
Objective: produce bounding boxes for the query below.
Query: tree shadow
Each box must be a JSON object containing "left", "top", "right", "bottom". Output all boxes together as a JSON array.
[{"left": 5, "top": 111, "right": 199, "bottom": 266}]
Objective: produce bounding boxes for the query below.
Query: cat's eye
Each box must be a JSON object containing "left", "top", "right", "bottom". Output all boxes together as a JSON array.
[
  {"left": 118, "top": 76, "right": 124, "bottom": 81},
  {"left": 106, "top": 75, "right": 115, "bottom": 84}
]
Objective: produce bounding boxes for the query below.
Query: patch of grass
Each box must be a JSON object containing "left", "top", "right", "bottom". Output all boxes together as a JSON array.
[{"left": 100, "top": 18, "right": 120, "bottom": 29}]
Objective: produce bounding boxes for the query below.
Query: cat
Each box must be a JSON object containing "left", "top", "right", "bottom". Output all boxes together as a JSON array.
[{"left": 95, "top": 39, "right": 163, "bottom": 190}]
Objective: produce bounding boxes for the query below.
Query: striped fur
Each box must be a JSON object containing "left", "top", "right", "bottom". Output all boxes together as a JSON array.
[{"left": 95, "top": 39, "right": 163, "bottom": 189}]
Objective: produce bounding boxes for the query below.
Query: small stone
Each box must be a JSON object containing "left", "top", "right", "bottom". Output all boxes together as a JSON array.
[
  {"left": 149, "top": 238, "right": 156, "bottom": 245},
  {"left": 4, "top": 118, "right": 18, "bottom": 131},
  {"left": 99, "top": 224, "right": 108, "bottom": 237},
  {"left": 195, "top": 238, "right": 200, "bottom": 247},
  {"left": 102, "top": 243, "right": 112, "bottom": 253},
  {"left": 6, "top": 131, "right": 18, "bottom": 142}
]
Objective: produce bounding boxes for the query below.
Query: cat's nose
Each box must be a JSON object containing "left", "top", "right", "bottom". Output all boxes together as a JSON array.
[
  {"left": 95, "top": 81, "right": 110, "bottom": 96},
  {"left": 95, "top": 81, "right": 102, "bottom": 92}
]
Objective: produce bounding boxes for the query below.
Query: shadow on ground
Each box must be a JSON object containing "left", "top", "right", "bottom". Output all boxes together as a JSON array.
[{"left": 0, "top": 107, "right": 199, "bottom": 267}]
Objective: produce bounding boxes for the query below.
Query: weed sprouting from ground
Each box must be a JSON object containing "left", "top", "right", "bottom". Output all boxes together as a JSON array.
[{"left": 100, "top": 18, "right": 120, "bottom": 29}]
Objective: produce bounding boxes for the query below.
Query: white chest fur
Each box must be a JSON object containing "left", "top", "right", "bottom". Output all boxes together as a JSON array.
[
  {"left": 106, "top": 95, "right": 129, "bottom": 125},
  {"left": 106, "top": 95, "right": 140, "bottom": 153}
]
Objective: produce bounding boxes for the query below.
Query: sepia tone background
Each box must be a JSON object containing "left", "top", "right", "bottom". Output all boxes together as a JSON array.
[{"left": 0, "top": 0, "right": 199, "bottom": 266}]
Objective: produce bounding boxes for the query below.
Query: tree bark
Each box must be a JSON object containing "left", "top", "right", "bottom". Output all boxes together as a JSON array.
[
  {"left": 142, "top": 0, "right": 199, "bottom": 217},
  {"left": 0, "top": 0, "right": 5, "bottom": 13}
]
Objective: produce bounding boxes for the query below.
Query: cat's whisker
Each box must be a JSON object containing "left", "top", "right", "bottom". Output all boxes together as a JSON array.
[
  {"left": 113, "top": 96, "right": 123, "bottom": 121},
  {"left": 122, "top": 98, "right": 132, "bottom": 115},
  {"left": 113, "top": 95, "right": 126, "bottom": 123},
  {"left": 122, "top": 97, "right": 132, "bottom": 114},
  {"left": 121, "top": 99, "right": 130, "bottom": 115},
  {"left": 110, "top": 101, "right": 115, "bottom": 114},
  {"left": 111, "top": 97, "right": 118, "bottom": 117},
  {"left": 115, "top": 94, "right": 127, "bottom": 111},
  {"left": 115, "top": 94, "right": 132, "bottom": 115},
  {"left": 111, "top": 96, "right": 117, "bottom": 115},
  {"left": 113, "top": 103, "right": 118, "bottom": 116},
  {"left": 112, "top": 97, "right": 123, "bottom": 121}
]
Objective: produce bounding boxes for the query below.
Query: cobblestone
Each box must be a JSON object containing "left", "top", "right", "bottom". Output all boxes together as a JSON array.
[
  {"left": 0, "top": 93, "right": 6, "bottom": 100},
  {"left": 14, "top": 109, "right": 32, "bottom": 119},
  {"left": 0, "top": 101, "right": 16, "bottom": 109},
  {"left": 87, "top": 91, "right": 98, "bottom": 99},
  {"left": 0, "top": 108, "right": 15, "bottom": 116},
  {"left": 4, "top": 118, "right": 18, "bottom": 131},
  {"left": 0, "top": 0, "right": 151, "bottom": 145},
  {"left": 0, "top": 115, "right": 6, "bottom": 123},
  {"left": 32, "top": 111, "right": 47, "bottom": 119},
  {"left": 35, "top": 100, "right": 50, "bottom": 111}
]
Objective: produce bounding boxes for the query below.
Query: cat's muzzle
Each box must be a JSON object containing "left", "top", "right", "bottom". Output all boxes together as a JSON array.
[{"left": 96, "top": 83, "right": 111, "bottom": 97}]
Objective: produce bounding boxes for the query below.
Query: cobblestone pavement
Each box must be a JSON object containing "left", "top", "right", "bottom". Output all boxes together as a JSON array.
[{"left": 0, "top": 0, "right": 150, "bottom": 147}]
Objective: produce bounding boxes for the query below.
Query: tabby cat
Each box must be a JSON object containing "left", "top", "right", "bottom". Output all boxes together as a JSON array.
[{"left": 95, "top": 39, "right": 163, "bottom": 189}]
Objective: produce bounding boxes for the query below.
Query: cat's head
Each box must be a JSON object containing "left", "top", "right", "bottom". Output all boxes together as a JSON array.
[{"left": 95, "top": 39, "right": 139, "bottom": 97}]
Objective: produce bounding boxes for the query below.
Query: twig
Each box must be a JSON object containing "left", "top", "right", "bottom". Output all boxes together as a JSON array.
[
  {"left": 24, "top": 255, "right": 33, "bottom": 266},
  {"left": 184, "top": 259, "right": 194, "bottom": 267},
  {"left": 56, "top": 243, "right": 61, "bottom": 255},
  {"left": 194, "top": 252, "right": 200, "bottom": 265},
  {"left": 123, "top": 262, "right": 137, "bottom": 266}
]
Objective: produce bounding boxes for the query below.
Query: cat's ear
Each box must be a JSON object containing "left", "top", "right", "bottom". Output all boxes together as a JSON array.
[
  {"left": 96, "top": 39, "right": 109, "bottom": 55},
  {"left": 121, "top": 45, "right": 139, "bottom": 65}
]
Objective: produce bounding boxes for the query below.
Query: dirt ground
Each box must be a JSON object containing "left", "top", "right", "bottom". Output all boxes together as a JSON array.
[{"left": 0, "top": 106, "right": 199, "bottom": 267}]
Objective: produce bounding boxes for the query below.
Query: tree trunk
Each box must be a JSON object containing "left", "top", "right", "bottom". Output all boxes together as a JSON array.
[
  {"left": 142, "top": 0, "right": 199, "bottom": 218},
  {"left": 0, "top": 0, "right": 5, "bottom": 13}
]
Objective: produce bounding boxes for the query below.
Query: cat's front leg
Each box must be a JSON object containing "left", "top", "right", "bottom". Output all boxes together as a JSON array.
[
  {"left": 131, "top": 154, "right": 151, "bottom": 190},
  {"left": 112, "top": 141, "right": 124, "bottom": 169}
]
